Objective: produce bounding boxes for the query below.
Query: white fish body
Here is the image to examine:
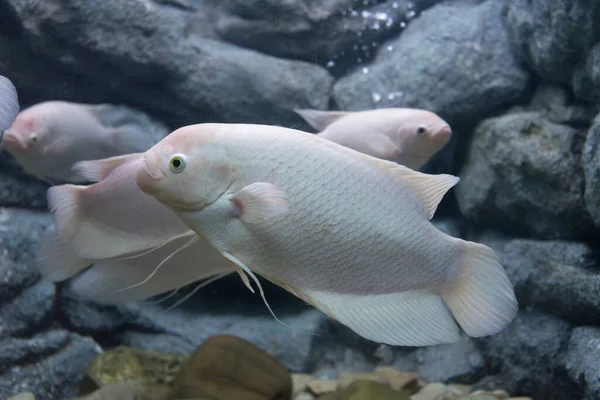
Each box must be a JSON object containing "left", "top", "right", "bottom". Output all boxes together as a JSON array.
[
  {"left": 294, "top": 108, "right": 452, "bottom": 170},
  {"left": 136, "top": 123, "right": 518, "bottom": 347},
  {"left": 0, "top": 76, "right": 19, "bottom": 131},
  {"left": 1, "top": 101, "right": 160, "bottom": 183}
]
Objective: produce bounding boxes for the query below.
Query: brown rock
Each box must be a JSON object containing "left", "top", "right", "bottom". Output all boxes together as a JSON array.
[{"left": 169, "top": 334, "right": 292, "bottom": 400}]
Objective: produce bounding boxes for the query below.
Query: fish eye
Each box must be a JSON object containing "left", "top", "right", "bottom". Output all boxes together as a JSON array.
[
  {"left": 169, "top": 154, "right": 186, "bottom": 173},
  {"left": 416, "top": 126, "right": 427, "bottom": 135},
  {"left": 30, "top": 134, "right": 38, "bottom": 143}
]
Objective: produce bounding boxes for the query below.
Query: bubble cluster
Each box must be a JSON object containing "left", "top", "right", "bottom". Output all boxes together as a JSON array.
[{"left": 325, "top": 1, "right": 421, "bottom": 72}]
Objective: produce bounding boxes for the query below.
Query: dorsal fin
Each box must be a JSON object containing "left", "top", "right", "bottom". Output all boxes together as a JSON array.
[
  {"left": 368, "top": 160, "right": 459, "bottom": 219},
  {"left": 72, "top": 152, "right": 143, "bottom": 182},
  {"left": 293, "top": 108, "right": 351, "bottom": 131}
]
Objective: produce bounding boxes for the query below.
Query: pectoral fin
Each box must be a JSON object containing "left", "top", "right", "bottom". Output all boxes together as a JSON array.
[{"left": 230, "top": 182, "right": 289, "bottom": 225}]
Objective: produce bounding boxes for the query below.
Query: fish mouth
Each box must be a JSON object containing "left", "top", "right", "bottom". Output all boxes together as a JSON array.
[
  {"left": 0, "top": 130, "right": 26, "bottom": 152},
  {"left": 136, "top": 152, "right": 164, "bottom": 194}
]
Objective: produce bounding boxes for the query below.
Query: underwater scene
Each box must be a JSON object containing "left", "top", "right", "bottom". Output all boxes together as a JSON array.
[{"left": 0, "top": 0, "right": 599, "bottom": 399}]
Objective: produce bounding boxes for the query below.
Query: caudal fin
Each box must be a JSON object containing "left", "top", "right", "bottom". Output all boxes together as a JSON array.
[
  {"left": 441, "top": 240, "right": 518, "bottom": 338},
  {"left": 35, "top": 226, "right": 92, "bottom": 282},
  {"left": 47, "top": 184, "right": 85, "bottom": 242}
]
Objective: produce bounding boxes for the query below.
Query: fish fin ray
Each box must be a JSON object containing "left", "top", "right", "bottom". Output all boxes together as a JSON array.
[
  {"left": 231, "top": 182, "right": 289, "bottom": 224},
  {"left": 47, "top": 184, "right": 86, "bottom": 240},
  {"left": 35, "top": 226, "right": 92, "bottom": 282},
  {"left": 441, "top": 240, "right": 518, "bottom": 337},
  {"left": 72, "top": 153, "right": 142, "bottom": 182},
  {"left": 0, "top": 76, "right": 19, "bottom": 131},
  {"left": 299, "top": 288, "right": 461, "bottom": 346},
  {"left": 294, "top": 108, "right": 349, "bottom": 131}
]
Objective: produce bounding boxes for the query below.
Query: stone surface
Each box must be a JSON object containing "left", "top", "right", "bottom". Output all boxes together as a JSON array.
[
  {"left": 0, "top": 330, "right": 101, "bottom": 400},
  {"left": 456, "top": 111, "right": 592, "bottom": 239},
  {"left": 479, "top": 235, "right": 600, "bottom": 326},
  {"left": 1, "top": 0, "right": 333, "bottom": 130},
  {"left": 333, "top": 0, "right": 531, "bottom": 125},
  {"left": 0, "top": 280, "right": 55, "bottom": 339},
  {"left": 215, "top": 0, "right": 440, "bottom": 72},
  {"left": 564, "top": 327, "right": 600, "bottom": 400},
  {"left": 583, "top": 113, "right": 600, "bottom": 228},
  {"left": 504, "top": 0, "right": 600, "bottom": 93},
  {"left": 479, "top": 311, "right": 579, "bottom": 400},
  {"left": 572, "top": 42, "right": 600, "bottom": 103}
]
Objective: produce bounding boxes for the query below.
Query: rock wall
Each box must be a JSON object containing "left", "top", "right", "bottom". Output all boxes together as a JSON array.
[{"left": 0, "top": 0, "right": 599, "bottom": 399}]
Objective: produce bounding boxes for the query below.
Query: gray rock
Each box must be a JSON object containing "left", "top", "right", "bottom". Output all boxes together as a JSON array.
[
  {"left": 215, "top": 0, "right": 440, "bottom": 71},
  {"left": 432, "top": 218, "right": 462, "bottom": 238},
  {"left": 0, "top": 330, "right": 101, "bottom": 400},
  {"left": 2, "top": 0, "right": 333, "bottom": 129},
  {"left": 572, "top": 42, "right": 600, "bottom": 103},
  {"left": 456, "top": 111, "right": 593, "bottom": 239},
  {"left": 0, "top": 208, "right": 53, "bottom": 265},
  {"left": 565, "top": 327, "right": 600, "bottom": 400},
  {"left": 583, "top": 113, "right": 600, "bottom": 228},
  {"left": 514, "top": 84, "right": 598, "bottom": 126},
  {"left": 0, "top": 162, "right": 49, "bottom": 210},
  {"left": 480, "top": 311, "right": 578, "bottom": 400},
  {"left": 333, "top": 0, "right": 531, "bottom": 125},
  {"left": 414, "top": 334, "right": 484, "bottom": 384},
  {"left": 480, "top": 236, "right": 599, "bottom": 326},
  {"left": 504, "top": 0, "right": 600, "bottom": 90},
  {"left": 0, "top": 281, "right": 55, "bottom": 339}
]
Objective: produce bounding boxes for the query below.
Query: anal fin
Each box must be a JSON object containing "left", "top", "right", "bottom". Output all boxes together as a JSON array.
[{"left": 299, "top": 288, "right": 460, "bottom": 346}]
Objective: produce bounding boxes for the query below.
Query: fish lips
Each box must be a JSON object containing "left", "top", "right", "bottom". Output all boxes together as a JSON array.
[{"left": 0, "top": 130, "right": 27, "bottom": 153}]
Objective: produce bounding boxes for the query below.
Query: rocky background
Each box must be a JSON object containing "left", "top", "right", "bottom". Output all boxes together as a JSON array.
[{"left": 0, "top": 0, "right": 599, "bottom": 399}]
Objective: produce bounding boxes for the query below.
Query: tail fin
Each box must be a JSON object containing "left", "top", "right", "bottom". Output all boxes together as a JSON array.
[
  {"left": 441, "top": 240, "right": 518, "bottom": 337},
  {"left": 47, "top": 184, "right": 85, "bottom": 242},
  {"left": 35, "top": 226, "right": 92, "bottom": 282}
]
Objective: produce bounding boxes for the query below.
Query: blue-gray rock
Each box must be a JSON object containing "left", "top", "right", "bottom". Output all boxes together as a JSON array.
[
  {"left": 480, "top": 311, "right": 579, "bottom": 400},
  {"left": 456, "top": 111, "right": 593, "bottom": 239},
  {"left": 215, "top": 0, "right": 440, "bottom": 72},
  {"left": 565, "top": 327, "right": 600, "bottom": 400},
  {"left": 480, "top": 235, "right": 600, "bottom": 326},
  {"left": 413, "top": 334, "right": 484, "bottom": 384},
  {"left": 504, "top": 0, "right": 600, "bottom": 95},
  {"left": 0, "top": 208, "right": 53, "bottom": 265},
  {"left": 0, "top": 281, "right": 55, "bottom": 339},
  {"left": 572, "top": 42, "right": 600, "bottom": 103},
  {"left": 333, "top": 0, "right": 531, "bottom": 125},
  {"left": 0, "top": 330, "right": 101, "bottom": 400},
  {"left": 583, "top": 113, "right": 600, "bottom": 229},
  {"left": 1, "top": 0, "right": 333, "bottom": 129}
]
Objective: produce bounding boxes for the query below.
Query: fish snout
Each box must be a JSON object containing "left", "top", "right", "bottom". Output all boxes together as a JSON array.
[
  {"left": 1, "top": 130, "right": 26, "bottom": 152},
  {"left": 432, "top": 124, "right": 452, "bottom": 147}
]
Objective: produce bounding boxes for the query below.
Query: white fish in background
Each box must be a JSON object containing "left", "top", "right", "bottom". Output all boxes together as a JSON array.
[
  {"left": 1, "top": 101, "right": 163, "bottom": 183},
  {"left": 37, "top": 226, "right": 233, "bottom": 304},
  {"left": 294, "top": 108, "right": 452, "bottom": 170},
  {"left": 0, "top": 75, "right": 19, "bottom": 132},
  {"left": 45, "top": 152, "right": 195, "bottom": 267},
  {"left": 135, "top": 123, "right": 518, "bottom": 347}
]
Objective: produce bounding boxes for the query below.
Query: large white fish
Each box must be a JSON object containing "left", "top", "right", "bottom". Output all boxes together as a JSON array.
[
  {"left": 0, "top": 75, "right": 19, "bottom": 132},
  {"left": 135, "top": 123, "right": 518, "bottom": 347},
  {"left": 294, "top": 108, "right": 452, "bottom": 170},
  {"left": 1, "top": 101, "right": 163, "bottom": 183}
]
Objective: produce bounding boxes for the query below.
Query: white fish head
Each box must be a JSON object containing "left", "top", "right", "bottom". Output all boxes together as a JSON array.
[
  {"left": 1, "top": 108, "right": 48, "bottom": 156},
  {"left": 395, "top": 110, "right": 452, "bottom": 157},
  {"left": 136, "top": 124, "right": 235, "bottom": 212}
]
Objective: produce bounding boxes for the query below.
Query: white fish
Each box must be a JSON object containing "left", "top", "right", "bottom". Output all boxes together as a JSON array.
[
  {"left": 135, "top": 123, "right": 517, "bottom": 347},
  {"left": 0, "top": 75, "right": 19, "bottom": 132},
  {"left": 45, "top": 152, "right": 193, "bottom": 263},
  {"left": 36, "top": 226, "right": 233, "bottom": 304},
  {"left": 1, "top": 101, "right": 162, "bottom": 183},
  {"left": 294, "top": 108, "right": 452, "bottom": 170}
]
